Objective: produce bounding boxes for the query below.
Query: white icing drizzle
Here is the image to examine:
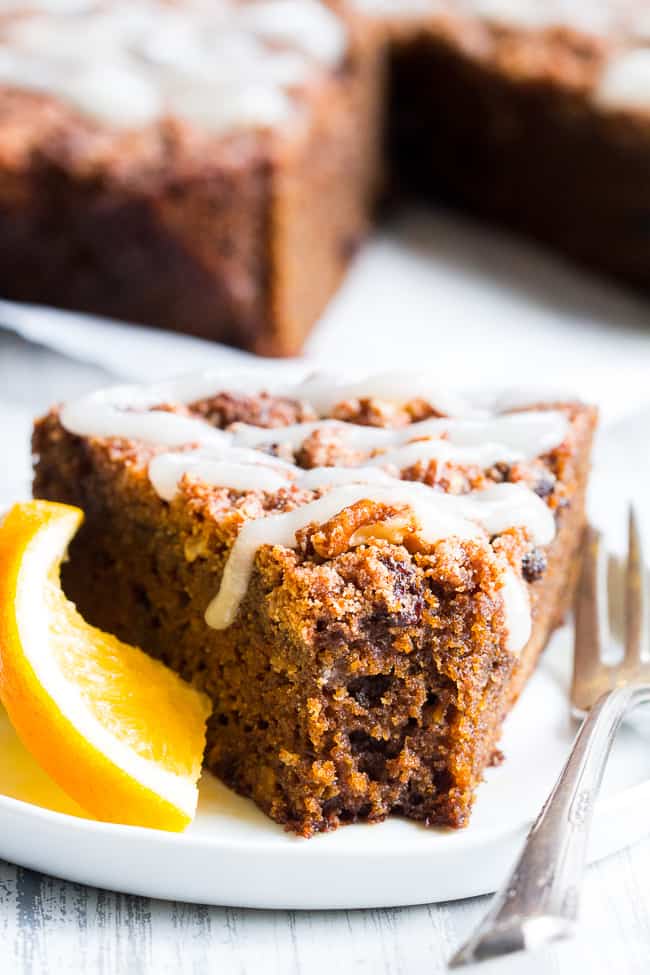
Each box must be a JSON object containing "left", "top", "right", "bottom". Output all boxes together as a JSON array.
[
  {"left": 294, "top": 371, "right": 480, "bottom": 418},
  {"left": 149, "top": 455, "right": 291, "bottom": 500},
  {"left": 148, "top": 443, "right": 296, "bottom": 499},
  {"left": 204, "top": 480, "right": 551, "bottom": 654},
  {"left": 59, "top": 371, "right": 571, "bottom": 654},
  {"left": 60, "top": 384, "right": 230, "bottom": 447},
  {"left": 231, "top": 419, "right": 344, "bottom": 450},
  {"left": 367, "top": 438, "right": 523, "bottom": 471},
  {"left": 59, "top": 369, "right": 476, "bottom": 432},
  {"left": 499, "top": 563, "right": 532, "bottom": 651},
  {"left": 0, "top": 0, "right": 346, "bottom": 133},
  {"left": 237, "top": 1, "right": 346, "bottom": 64},
  {"left": 143, "top": 408, "right": 568, "bottom": 502},
  {"left": 205, "top": 483, "right": 477, "bottom": 630},
  {"left": 231, "top": 410, "right": 569, "bottom": 461},
  {"left": 60, "top": 370, "right": 486, "bottom": 446},
  {"left": 5, "top": 0, "right": 650, "bottom": 129},
  {"left": 150, "top": 450, "right": 419, "bottom": 499},
  {"left": 295, "top": 466, "right": 397, "bottom": 489}
]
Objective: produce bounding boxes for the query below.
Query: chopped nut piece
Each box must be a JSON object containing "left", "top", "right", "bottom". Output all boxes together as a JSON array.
[{"left": 308, "top": 500, "right": 420, "bottom": 559}]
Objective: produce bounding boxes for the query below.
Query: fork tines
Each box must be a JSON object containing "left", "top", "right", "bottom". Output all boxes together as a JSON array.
[{"left": 572, "top": 508, "right": 649, "bottom": 714}]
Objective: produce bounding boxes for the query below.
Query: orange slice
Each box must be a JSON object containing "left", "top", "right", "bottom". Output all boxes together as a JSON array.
[{"left": 0, "top": 501, "right": 211, "bottom": 831}]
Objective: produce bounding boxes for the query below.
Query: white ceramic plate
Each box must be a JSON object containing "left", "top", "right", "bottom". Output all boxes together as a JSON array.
[{"left": 0, "top": 623, "right": 649, "bottom": 910}]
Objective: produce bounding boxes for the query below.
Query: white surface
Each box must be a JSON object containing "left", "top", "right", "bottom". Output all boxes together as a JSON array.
[{"left": 0, "top": 623, "right": 649, "bottom": 910}]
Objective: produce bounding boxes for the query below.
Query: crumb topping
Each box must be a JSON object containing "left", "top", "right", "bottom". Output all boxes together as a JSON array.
[{"left": 47, "top": 373, "right": 592, "bottom": 648}]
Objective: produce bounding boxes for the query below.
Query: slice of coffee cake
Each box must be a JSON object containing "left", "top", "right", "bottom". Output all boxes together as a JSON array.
[{"left": 33, "top": 373, "right": 596, "bottom": 835}]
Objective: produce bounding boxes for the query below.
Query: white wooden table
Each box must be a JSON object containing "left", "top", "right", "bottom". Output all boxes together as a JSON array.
[{"left": 2, "top": 328, "right": 650, "bottom": 975}]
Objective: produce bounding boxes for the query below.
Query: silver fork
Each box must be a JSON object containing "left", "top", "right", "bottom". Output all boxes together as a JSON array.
[{"left": 449, "top": 509, "right": 650, "bottom": 968}]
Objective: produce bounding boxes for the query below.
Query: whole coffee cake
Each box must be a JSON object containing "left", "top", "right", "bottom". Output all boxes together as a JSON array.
[{"left": 33, "top": 372, "right": 597, "bottom": 834}]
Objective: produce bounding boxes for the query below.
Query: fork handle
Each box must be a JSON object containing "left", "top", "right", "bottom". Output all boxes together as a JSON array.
[{"left": 450, "top": 682, "right": 650, "bottom": 967}]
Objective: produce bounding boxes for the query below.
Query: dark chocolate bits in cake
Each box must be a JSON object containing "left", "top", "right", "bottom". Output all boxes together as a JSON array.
[
  {"left": 380, "top": 555, "right": 424, "bottom": 626},
  {"left": 489, "top": 461, "right": 511, "bottom": 482},
  {"left": 534, "top": 473, "right": 556, "bottom": 499},
  {"left": 522, "top": 547, "right": 548, "bottom": 583}
]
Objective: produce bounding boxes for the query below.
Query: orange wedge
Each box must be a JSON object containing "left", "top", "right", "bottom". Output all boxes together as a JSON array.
[{"left": 0, "top": 501, "right": 211, "bottom": 831}]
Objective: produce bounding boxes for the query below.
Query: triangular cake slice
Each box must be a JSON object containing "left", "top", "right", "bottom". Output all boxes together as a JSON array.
[{"left": 33, "top": 373, "right": 597, "bottom": 835}]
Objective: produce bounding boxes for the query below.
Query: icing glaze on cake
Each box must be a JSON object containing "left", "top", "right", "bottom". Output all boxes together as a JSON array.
[
  {"left": 203, "top": 480, "right": 552, "bottom": 651},
  {"left": 60, "top": 371, "right": 569, "bottom": 652},
  {"left": 0, "top": 0, "right": 346, "bottom": 131}
]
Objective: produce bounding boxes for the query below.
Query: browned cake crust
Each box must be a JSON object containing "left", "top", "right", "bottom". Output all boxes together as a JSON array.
[{"left": 33, "top": 392, "right": 596, "bottom": 835}]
